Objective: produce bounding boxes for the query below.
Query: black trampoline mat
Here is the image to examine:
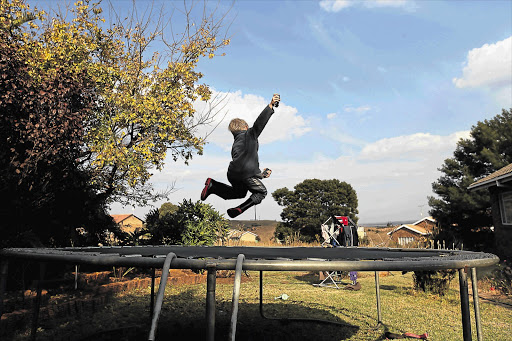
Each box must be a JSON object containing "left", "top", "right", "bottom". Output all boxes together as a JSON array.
[
  {"left": 53, "top": 245, "right": 492, "bottom": 261},
  {"left": 1, "top": 245, "right": 499, "bottom": 268}
]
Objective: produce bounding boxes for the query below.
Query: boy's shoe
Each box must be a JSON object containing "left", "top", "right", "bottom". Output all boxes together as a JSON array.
[
  {"left": 227, "top": 207, "right": 242, "bottom": 218},
  {"left": 201, "top": 178, "right": 213, "bottom": 201},
  {"left": 227, "top": 198, "right": 254, "bottom": 218}
]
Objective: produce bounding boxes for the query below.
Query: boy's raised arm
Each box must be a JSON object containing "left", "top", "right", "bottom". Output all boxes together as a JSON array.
[{"left": 251, "top": 94, "right": 280, "bottom": 138}]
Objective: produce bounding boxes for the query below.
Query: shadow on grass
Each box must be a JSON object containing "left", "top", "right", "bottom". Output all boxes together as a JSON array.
[
  {"left": 70, "top": 287, "right": 360, "bottom": 341},
  {"left": 294, "top": 271, "right": 322, "bottom": 284},
  {"left": 379, "top": 284, "right": 397, "bottom": 291},
  {"left": 151, "top": 303, "right": 359, "bottom": 341}
]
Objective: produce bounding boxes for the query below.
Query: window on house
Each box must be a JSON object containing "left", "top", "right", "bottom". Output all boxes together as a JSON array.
[
  {"left": 398, "top": 237, "right": 414, "bottom": 246},
  {"left": 500, "top": 191, "right": 512, "bottom": 225}
]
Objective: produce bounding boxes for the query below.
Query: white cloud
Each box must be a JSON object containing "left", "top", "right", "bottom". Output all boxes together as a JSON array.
[
  {"left": 359, "top": 131, "right": 470, "bottom": 161},
  {"left": 319, "top": 0, "right": 353, "bottom": 12},
  {"left": 364, "top": 0, "right": 411, "bottom": 9},
  {"left": 495, "top": 85, "right": 512, "bottom": 108},
  {"left": 193, "top": 90, "right": 311, "bottom": 150},
  {"left": 112, "top": 130, "right": 469, "bottom": 225},
  {"left": 319, "top": 0, "right": 414, "bottom": 12},
  {"left": 327, "top": 112, "right": 338, "bottom": 119},
  {"left": 344, "top": 105, "right": 372, "bottom": 114},
  {"left": 453, "top": 36, "right": 512, "bottom": 89},
  {"left": 252, "top": 131, "right": 468, "bottom": 223},
  {"left": 265, "top": 131, "right": 469, "bottom": 223}
]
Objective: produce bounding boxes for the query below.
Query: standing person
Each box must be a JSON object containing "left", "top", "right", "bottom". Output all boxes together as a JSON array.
[{"left": 200, "top": 94, "right": 280, "bottom": 218}]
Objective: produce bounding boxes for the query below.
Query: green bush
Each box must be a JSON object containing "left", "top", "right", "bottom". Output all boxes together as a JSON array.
[
  {"left": 413, "top": 270, "right": 456, "bottom": 295},
  {"left": 144, "top": 199, "right": 230, "bottom": 246},
  {"left": 489, "top": 261, "right": 512, "bottom": 295}
]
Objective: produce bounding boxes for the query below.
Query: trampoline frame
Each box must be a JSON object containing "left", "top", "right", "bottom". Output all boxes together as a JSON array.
[{"left": 0, "top": 245, "right": 499, "bottom": 341}]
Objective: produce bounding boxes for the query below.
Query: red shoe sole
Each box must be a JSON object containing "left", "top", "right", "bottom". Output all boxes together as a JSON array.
[
  {"left": 227, "top": 207, "right": 242, "bottom": 218},
  {"left": 201, "top": 178, "right": 212, "bottom": 201}
]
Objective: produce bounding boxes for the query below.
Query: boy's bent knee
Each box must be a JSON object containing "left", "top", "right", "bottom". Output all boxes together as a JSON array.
[
  {"left": 250, "top": 191, "right": 266, "bottom": 204},
  {"left": 244, "top": 177, "right": 267, "bottom": 204}
]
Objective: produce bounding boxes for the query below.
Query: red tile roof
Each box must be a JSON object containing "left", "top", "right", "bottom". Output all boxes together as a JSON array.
[{"left": 111, "top": 214, "right": 133, "bottom": 224}]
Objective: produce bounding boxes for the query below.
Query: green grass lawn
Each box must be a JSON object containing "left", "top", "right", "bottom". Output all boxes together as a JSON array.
[{"left": 10, "top": 271, "right": 512, "bottom": 341}]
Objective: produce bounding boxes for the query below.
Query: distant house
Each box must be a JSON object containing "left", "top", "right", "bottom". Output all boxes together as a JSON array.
[
  {"left": 411, "top": 216, "right": 436, "bottom": 232},
  {"left": 356, "top": 226, "right": 366, "bottom": 239},
  {"left": 387, "top": 217, "right": 436, "bottom": 246},
  {"left": 111, "top": 214, "right": 144, "bottom": 234},
  {"left": 468, "top": 163, "right": 512, "bottom": 258},
  {"left": 227, "top": 229, "right": 259, "bottom": 243}
]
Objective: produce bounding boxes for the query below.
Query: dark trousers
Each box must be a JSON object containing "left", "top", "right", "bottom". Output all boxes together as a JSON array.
[{"left": 213, "top": 176, "right": 267, "bottom": 205}]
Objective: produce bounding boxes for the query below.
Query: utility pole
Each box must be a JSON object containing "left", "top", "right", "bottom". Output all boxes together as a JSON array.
[{"left": 418, "top": 204, "right": 427, "bottom": 217}]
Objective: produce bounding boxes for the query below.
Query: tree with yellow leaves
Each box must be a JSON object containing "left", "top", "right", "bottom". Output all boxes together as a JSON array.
[
  {"left": 1, "top": 0, "right": 231, "bottom": 246},
  {"left": 4, "top": 0, "right": 231, "bottom": 205}
]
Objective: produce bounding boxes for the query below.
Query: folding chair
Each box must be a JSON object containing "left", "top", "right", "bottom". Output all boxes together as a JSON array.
[
  {"left": 320, "top": 222, "right": 341, "bottom": 247},
  {"left": 315, "top": 215, "right": 359, "bottom": 289},
  {"left": 313, "top": 269, "right": 346, "bottom": 289}
]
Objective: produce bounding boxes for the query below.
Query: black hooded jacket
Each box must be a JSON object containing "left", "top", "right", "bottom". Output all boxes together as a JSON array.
[{"left": 227, "top": 105, "right": 274, "bottom": 181}]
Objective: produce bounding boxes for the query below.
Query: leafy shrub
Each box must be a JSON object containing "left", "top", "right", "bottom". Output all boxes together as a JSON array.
[
  {"left": 413, "top": 270, "right": 456, "bottom": 295},
  {"left": 144, "top": 199, "right": 230, "bottom": 246},
  {"left": 489, "top": 260, "right": 512, "bottom": 295}
]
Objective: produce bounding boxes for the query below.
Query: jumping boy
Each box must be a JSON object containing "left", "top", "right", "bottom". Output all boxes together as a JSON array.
[{"left": 200, "top": 93, "right": 280, "bottom": 218}]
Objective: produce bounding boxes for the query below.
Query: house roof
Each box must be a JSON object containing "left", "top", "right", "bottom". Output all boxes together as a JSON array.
[
  {"left": 228, "top": 229, "right": 259, "bottom": 238},
  {"left": 111, "top": 214, "right": 144, "bottom": 224},
  {"left": 412, "top": 216, "right": 436, "bottom": 226},
  {"left": 387, "top": 224, "right": 430, "bottom": 236},
  {"left": 468, "top": 163, "right": 512, "bottom": 191}
]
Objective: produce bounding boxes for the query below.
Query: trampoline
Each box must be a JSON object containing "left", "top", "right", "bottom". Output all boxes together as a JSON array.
[{"left": 0, "top": 246, "right": 499, "bottom": 341}]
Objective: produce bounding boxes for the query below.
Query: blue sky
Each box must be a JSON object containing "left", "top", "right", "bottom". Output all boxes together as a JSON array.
[{"left": 95, "top": 0, "right": 512, "bottom": 224}]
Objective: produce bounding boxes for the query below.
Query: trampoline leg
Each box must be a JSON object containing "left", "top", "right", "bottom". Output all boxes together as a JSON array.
[
  {"left": 206, "top": 265, "right": 217, "bottom": 341},
  {"left": 471, "top": 268, "right": 482, "bottom": 341},
  {"left": 150, "top": 268, "right": 156, "bottom": 321},
  {"left": 259, "top": 271, "right": 265, "bottom": 318},
  {"left": 148, "top": 252, "right": 176, "bottom": 341},
  {"left": 0, "top": 259, "right": 8, "bottom": 321},
  {"left": 31, "top": 262, "right": 46, "bottom": 341},
  {"left": 229, "top": 254, "right": 245, "bottom": 341},
  {"left": 372, "top": 271, "right": 382, "bottom": 329},
  {"left": 458, "top": 268, "right": 472, "bottom": 341},
  {"left": 74, "top": 265, "right": 79, "bottom": 290}
]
